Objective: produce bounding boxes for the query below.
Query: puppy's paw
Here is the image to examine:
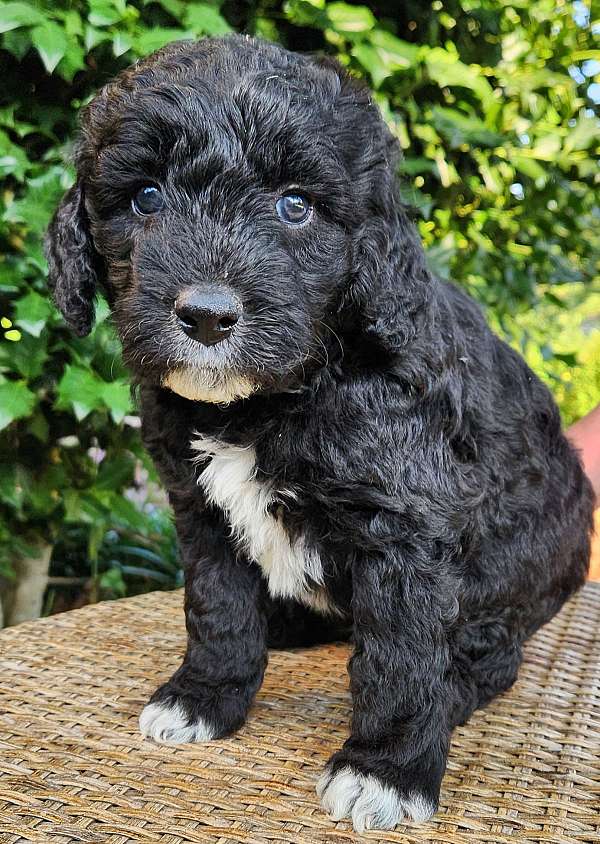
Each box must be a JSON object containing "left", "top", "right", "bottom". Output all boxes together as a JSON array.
[
  {"left": 316, "top": 765, "right": 436, "bottom": 832},
  {"left": 139, "top": 674, "right": 256, "bottom": 744},
  {"left": 139, "top": 698, "right": 215, "bottom": 744}
]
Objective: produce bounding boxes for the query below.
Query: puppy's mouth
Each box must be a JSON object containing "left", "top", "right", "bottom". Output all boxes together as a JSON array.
[{"left": 162, "top": 365, "right": 257, "bottom": 405}]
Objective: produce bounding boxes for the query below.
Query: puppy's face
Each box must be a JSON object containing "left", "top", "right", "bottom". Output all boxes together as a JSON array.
[{"left": 47, "top": 37, "right": 402, "bottom": 402}]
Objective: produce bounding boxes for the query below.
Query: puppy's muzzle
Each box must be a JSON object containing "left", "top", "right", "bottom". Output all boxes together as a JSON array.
[{"left": 175, "top": 286, "right": 241, "bottom": 346}]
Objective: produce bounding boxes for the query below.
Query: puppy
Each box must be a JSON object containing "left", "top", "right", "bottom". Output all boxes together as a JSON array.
[{"left": 46, "top": 35, "right": 594, "bottom": 831}]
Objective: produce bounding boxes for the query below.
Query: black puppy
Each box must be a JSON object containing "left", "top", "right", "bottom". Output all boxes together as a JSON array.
[{"left": 46, "top": 36, "right": 594, "bottom": 831}]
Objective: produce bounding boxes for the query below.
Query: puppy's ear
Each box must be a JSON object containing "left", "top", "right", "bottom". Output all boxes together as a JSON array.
[
  {"left": 45, "top": 181, "right": 102, "bottom": 337},
  {"left": 318, "top": 60, "right": 432, "bottom": 355},
  {"left": 349, "top": 204, "right": 432, "bottom": 356}
]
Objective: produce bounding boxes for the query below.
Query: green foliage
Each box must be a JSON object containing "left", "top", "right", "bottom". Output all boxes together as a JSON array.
[{"left": 0, "top": 0, "right": 598, "bottom": 608}]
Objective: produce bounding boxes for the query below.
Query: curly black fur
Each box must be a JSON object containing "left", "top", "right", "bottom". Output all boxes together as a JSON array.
[{"left": 46, "top": 35, "right": 594, "bottom": 828}]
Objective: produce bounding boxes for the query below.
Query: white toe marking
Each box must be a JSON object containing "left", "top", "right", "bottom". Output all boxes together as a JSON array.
[
  {"left": 139, "top": 700, "right": 215, "bottom": 744},
  {"left": 317, "top": 766, "right": 435, "bottom": 831}
]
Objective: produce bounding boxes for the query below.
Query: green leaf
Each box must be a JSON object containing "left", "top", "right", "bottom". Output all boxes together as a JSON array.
[
  {"left": 63, "top": 489, "right": 108, "bottom": 524},
  {"left": 88, "top": 0, "right": 123, "bottom": 27},
  {"left": 0, "top": 463, "right": 25, "bottom": 508},
  {"left": 95, "top": 452, "right": 135, "bottom": 491},
  {"left": 398, "top": 157, "right": 437, "bottom": 176},
  {"left": 368, "top": 29, "right": 419, "bottom": 68},
  {"left": 425, "top": 48, "right": 495, "bottom": 115},
  {"left": 0, "top": 380, "right": 36, "bottom": 430},
  {"left": 0, "top": 128, "right": 30, "bottom": 180},
  {"left": 57, "top": 41, "right": 87, "bottom": 80},
  {"left": 100, "top": 565, "right": 127, "bottom": 597},
  {"left": 31, "top": 20, "right": 69, "bottom": 74},
  {"left": 56, "top": 364, "right": 107, "bottom": 420},
  {"left": 151, "top": 0, "right": 187, "bottom": 21},
  {"left": 0, "top": 2, "right": 45, "bottom": 34},
  {"left": 326, "top": 3, "right": 375, "bottom": 36},
  {"left": 101, "top": 379, "right": 133, "bottom": 423},
  {"left": 564, "top": 116, "right": 599, "bottom": 153},
  {"left": 26, "top": 410, "right": 49, "bottom": 442},
  {"left": 3, "top": 168, "right": 66, "bottom": 233},
  {"left": 135, "top": 27, "right": 190, "bottom": 54},
  {"left": 0, "top": 328, "right": 48, "bottom": 380},
  {"left": 184, "top": 3, "right": 232, "bottom": 35},
  {"left": 510, "top": 153, "right": 547, "bottom": 181},
  {"left": 100, "top": 492, "right": 150, "bottom": 531},
  {"left": 14, "top": 290, "right": 54, "bottom": 337},
  {"left": 430, "top": 106, "right": 504, "bottom": 148},
  {"left": 112, "top": 31, "right": 133, "bottom": 57},
  {"left": 352, "top": 33, "right": 418, "bottom": 86},
  {"left": 283, "top": 0, "right": 327, "bottom": 29},
  {"left": 84, "top": 24, "right": 109, "bottom": 51}
]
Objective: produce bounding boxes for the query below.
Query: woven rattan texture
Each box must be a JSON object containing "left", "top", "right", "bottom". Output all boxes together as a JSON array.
[{"left": 0, "top": 584, "right": 599, "bottom": 844}]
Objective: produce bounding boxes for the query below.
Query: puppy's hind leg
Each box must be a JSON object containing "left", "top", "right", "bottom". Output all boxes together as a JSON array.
[
  {"left": 448, "top": 613, "right": 523, "bottom": 726},
  {"left": 265, "top": 596, "right": 352, "bottom": 649}
]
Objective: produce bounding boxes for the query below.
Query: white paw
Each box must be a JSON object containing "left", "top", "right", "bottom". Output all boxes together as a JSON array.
[
  {"left": 316, "top": 766, "right": 435, "bottom": 832},
  {"left": 139, "top": 700, "right": 215, "bottom": 744}
]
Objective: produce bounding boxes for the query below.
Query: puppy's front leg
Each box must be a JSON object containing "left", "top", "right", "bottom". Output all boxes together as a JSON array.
[
  {"left": 318, "top": 553, "right": 455, "bottom": 831},
  {"left": 140, "top": 507, "right": 267, "bottom": 744}
]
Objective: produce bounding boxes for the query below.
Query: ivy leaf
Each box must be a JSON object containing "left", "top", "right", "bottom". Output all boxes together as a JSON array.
[
  {"left": 57, "top": 41, "right": 87, "bottom": 80},
  {"left": 184, "top": 3, "right": 232, "bottom": 35},
  {"left": 101, "top": 379, "right": 133, "bottom": 423},
  {"left": 0, "top": 2, "right": 45, "bottom": 33},
  {"left": 368, "top": 30, "right": 419, "bottom": 68},
  {"left": 326, "top": 3, "right": 375, "bottom": 36},
  {"left": 112, "top": 31, "right": 133, "bottom": 57},
  {"left": 353, "top": 31, "right": 419, "bottom": 85},
  {"left": 3, "top": 168, "right": 66, "bottom": 233},
  {"left": 88, "top": 0, "right": 123, "bottom": 27},
  {"left": 283, "top": 0, "right": 327, "bottom": 29},
  {"left": 135, "top": 27, "right": 190, "bottom": 54},
  {"left": 31, "top": 20, "right": 69, "bottom": 73},
  {"left": 425, "top": 48, "right": 495, "bottom": 115},
  {"left": 0, "top": 380, "right": 37, "bottom": 431},
  {"left": 0, "top": 128, "right": 30, "bottom": 180},
  {"left": 150, "top": 0, "right": 187, "bottom": 21},
  {"left": 0, "top": 329, "right": 48, "bottom": 380},
  {"left": 14, "top": 290, "right": 54, "bottom": 337},
  {"left": 84, "top": 24, "right": 109, "bottom": 50},
  {"left": 56, "top": 364, "right": 107, "bottom": 420}
]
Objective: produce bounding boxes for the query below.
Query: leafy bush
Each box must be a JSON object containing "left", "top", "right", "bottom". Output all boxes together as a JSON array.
[{"left": 0, "top": 0, "right": 598, "bottom": 618}]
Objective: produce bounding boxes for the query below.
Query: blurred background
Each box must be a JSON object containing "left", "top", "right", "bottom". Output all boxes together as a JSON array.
[{"left": 0, "top": 0, "right": 598, "bottom": 626}]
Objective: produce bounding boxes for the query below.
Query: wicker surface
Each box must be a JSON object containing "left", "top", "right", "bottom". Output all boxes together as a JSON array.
[{"left": 0, "top": 585, "right": 599, "bottom": 844}]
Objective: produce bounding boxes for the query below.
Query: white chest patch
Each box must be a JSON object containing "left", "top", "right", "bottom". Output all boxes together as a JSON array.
[{"left": 191, "top": 436, "right": 331, "bottom": 612}]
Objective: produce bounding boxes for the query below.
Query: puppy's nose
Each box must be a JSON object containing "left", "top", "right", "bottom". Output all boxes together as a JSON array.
[{"left": 174, "top": 287, "right": 241, "bottom": 346}]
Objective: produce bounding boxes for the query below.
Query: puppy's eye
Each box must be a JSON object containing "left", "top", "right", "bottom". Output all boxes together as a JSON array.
[
  {"left": 275, "top": 193, "right": 312, "bottom": 225},
  {"left": 132, "top": 185, "right": 164, "bottom": 216}
]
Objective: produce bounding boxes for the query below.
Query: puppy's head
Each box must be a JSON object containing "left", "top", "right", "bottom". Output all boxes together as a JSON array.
[{"left": 47, "top": 36, "right": 428, "bottom": 403}]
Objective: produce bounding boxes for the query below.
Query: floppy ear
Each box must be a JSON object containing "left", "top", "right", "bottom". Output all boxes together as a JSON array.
[
  {"left": 45, "top": 181, "right": 102, "bottom": 337},
  {"left": 349, "top": 201, "right": 432, "bottom": 356},
  {"left": 320, "top": 61, "right": 432, "bottom": 355}
]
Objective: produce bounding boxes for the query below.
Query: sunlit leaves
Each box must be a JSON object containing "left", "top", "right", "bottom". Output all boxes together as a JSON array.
[
  {"left": 0, "top": 3, "right": 45, "bottom": 34},
  {"left": 57, "top": 365, "right": 132, "bottom": 423},
  {"left": 0, "top": 380, "right": 36, "bottom": 431}
]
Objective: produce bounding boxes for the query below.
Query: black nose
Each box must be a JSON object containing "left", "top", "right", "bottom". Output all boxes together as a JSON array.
[{"left": 174, "top": 287, "right": 241, "bottom": 346}]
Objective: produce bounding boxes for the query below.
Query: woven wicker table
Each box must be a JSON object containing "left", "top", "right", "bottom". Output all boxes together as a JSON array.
[{"left": 0, "top": 584, "right": 598, "bottom": 844}]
